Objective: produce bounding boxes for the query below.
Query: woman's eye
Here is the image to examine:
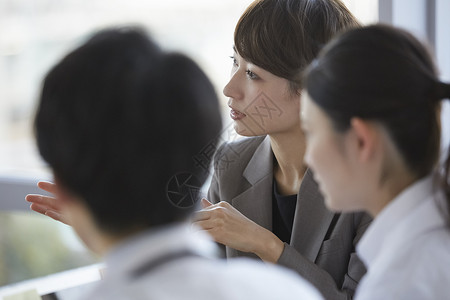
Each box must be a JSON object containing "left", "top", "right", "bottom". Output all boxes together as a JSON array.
[
  {"left": 246, "top": 70, "right": 258, "bottom": 79},
  {"left": 229, "top": 56, "right": 238, "bottom": 67}
]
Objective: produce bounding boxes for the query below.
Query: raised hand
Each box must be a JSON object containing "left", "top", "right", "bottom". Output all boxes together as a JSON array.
[
  {"left": 192, "top": 198, "right": 284, "bottom": 263},
  {"left": 25, "top": 181, "right": 71, "bottom": 225}
]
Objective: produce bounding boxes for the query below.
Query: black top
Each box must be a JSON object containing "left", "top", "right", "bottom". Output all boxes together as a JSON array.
[{"left": 272, "top": 181, "right": 297, "bottom": 244}]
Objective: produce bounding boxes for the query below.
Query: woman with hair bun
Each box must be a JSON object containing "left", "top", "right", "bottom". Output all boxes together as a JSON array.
[{"left": 302, "top": 24, "right": 450, "bottom": 299}]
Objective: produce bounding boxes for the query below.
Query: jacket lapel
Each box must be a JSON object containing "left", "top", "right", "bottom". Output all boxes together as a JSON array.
[
  {"left": 290, "top": 169, "right": 334, "bottom": 262},
  {"left": 231, "top": 136, "right": 273, "bottom": 231},
  {"left": 228, "top": 137, "right": 334, "bottom": 263}
]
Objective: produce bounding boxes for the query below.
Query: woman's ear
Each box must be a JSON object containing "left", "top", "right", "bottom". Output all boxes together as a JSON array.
[{"left": 349, "top": 117, "right": 379, "bottom": 163}]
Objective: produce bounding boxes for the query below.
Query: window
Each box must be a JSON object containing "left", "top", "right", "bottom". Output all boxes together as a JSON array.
[
  {"left": 0, "top": 0, "right": 382, "bottom": 288},
  {"left": 0, "top": 0, "right": 253, "bottom": 287}
]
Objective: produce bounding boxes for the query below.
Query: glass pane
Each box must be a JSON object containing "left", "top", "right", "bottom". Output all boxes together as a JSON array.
[
  {"left": 0, "top": 0, "right": 253, "bottom": 287},
  {"left": 0, "top": 212, "right": 98, "bottom": 287}
]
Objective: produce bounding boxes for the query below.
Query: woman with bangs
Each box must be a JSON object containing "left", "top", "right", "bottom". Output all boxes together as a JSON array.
[
  {"left": 193, "top": 1, "right": 371, "bottom": 299},
  {"left": 27, "top": 1, "right": 370, "bottom": 299}
]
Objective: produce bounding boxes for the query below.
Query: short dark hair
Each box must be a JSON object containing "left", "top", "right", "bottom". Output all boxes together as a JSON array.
[
  {"left": 234, "top": 0, "right": 360, "bottom": 93},
  {"left": 304, "top": 24, "right": 450, "bottom": 220},
  {"left": 35, "top": 28, "right": 222, "bottom": 234}
]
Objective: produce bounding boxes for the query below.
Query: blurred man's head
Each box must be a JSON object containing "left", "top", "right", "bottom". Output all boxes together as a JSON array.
[{"left": 35, "top": 28, "right": 222, "bottom": 249}]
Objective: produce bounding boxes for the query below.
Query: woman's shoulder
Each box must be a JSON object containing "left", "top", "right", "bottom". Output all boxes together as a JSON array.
[
  {"left": 215, "top": 135, "right": 267, "bottom": 163},
  {"left": 217, "top": 135, "right": 267, "bottom": 155},
  {"left": 212, "top": 135, "right": 269, "bottom": 175}
]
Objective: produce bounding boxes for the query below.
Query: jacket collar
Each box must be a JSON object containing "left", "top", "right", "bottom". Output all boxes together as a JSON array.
[
  {"left": 233, "top": 135, "right": 334, "bottom": 263},
  {"left": 243, "top": 136, "right": 273, "bottom": 185},
  {"left": 230, "top": 136, "right": 274, "bottom": 231}
]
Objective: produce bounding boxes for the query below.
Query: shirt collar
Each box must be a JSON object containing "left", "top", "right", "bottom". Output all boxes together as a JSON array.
[
  {"left": 357, "top": 175, "right": 435, "bottom": 267},
  {"left": 103, "top": 222, "right": 218, "bottom": 278}
]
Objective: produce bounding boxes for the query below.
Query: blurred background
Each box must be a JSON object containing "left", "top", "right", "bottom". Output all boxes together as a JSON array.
[{"left": 0, "top": 0, "right": 447, "bottom": 288}]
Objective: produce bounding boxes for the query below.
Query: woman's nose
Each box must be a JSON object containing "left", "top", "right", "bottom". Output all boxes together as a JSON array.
[{"left": 223, "top": 71, "right": 243, "bottom": 100}]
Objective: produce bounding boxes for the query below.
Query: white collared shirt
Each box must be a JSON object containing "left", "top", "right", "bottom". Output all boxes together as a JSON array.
[
  {"left": 81, "top": 223, "right": 323, "bottom": 300},
  {"left": 355, "top": 176, "right": 450, "bottom": 299}
]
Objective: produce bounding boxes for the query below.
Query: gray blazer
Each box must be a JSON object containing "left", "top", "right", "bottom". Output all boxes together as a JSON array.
[{"left": 207, "top": 136, "right": 372, "bottom": 300}]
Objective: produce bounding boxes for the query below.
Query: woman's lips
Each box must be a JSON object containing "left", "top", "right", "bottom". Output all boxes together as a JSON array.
[{"left": 230, "top": 108, "right": 246, "bottom": 120}]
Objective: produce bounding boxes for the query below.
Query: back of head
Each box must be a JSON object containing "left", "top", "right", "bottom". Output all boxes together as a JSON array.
[
  {"left": 304, "top": 24, "right": 443, "bottom": 180},
  {"left": 35, "top": 28, "right": 222, "bottom": 234},
  {"left": 234, "top": 0, "right": 360, "bottom": 92}
]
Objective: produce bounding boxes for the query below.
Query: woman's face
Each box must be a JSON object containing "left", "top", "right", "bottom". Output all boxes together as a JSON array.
[
  {"left": 300, "top": 92, "right": 371, "bottom": 212},
  {"left": 223, "top": 50, "right": 301, "bottom": 137}
]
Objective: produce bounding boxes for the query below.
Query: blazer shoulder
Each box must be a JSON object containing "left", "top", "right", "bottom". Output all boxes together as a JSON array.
[{"left": 214, "top": 136, "right": 267, "bottom": 171}]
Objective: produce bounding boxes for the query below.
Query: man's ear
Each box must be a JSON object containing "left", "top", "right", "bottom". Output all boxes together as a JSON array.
[{"left": 349, "top": 117, "right": 378, "bottom": 163}]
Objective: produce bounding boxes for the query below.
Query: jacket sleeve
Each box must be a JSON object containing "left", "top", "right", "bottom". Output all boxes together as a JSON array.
[{"left": 278, "top": 213, "right": 372, "bottom": 300}]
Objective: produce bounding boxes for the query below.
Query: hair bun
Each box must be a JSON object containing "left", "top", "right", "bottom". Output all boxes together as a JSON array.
[
  {"left": 435, "top": 81, "right": 450, "bottom": 101},
  {"left": 445, "top": 82, "right": 450, "bottom": 99}
]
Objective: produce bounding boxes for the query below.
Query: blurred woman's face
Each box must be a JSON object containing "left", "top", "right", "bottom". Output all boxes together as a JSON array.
[
  {"left": 300, "top": 92, "right": 370, "bottom": 212},
  {"left": 223, "top": 50, "right": 301, "bottom": 137}
]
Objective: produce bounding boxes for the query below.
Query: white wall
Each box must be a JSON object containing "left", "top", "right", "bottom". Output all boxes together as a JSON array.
[
  {"left": 436, "top": 0, "right": 450, "bottom": 159},
  {"left": 379, "top": 0, "right": 450, "bottom": 162}
]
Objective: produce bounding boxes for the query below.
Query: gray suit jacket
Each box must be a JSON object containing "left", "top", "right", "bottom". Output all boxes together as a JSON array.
[{"left": 207, "top": 136, "right": 372, "bottom": 300}]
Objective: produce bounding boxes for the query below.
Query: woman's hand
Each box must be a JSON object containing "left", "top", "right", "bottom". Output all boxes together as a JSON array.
[
  {"left": 25, "top": 181, "right": 71, "bottom": 226},
  {"left": 192, "top": 198, "right": 284, "bottom": 263}
]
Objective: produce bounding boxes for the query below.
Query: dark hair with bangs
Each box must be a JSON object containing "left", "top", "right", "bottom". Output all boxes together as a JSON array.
[{"left": 234, "top": 0, "right": 360, "bottom": 93}]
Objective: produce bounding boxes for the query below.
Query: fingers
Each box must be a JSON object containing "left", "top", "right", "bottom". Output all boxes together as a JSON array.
[
  {"left": 26, "top": 182, "right": 71, "bottom": 226},
  {"left": 45, "top": 210, "right": 70, "bottom": 225},
  {"left": 25, "top": 194, "right": 47, "bottom": 204},
  {"left": 29, "top": 202, "right": 48, "bottom": 215},
  {"left": 191, "top": 220, "right": 224, "bottom": 244},
  {"left": 191, "top": 219, "right": 214, "bottom": 231},
  {"left": 201, "top": 198, "right": 213, "bottom": 208},
  {"left": 25, "top": 194, "right": 60, "bottom": 210},
  {"left": 192, "top": 201, "right": 232, "bottom": 223},
  {"left": 191, "top": 209, "right": 212, "bottom": 222},
  {"left": 29, "top": 203, "right": 70, "bottom": 225},
  {"left": 192, "top": 207, "right": 228, "bottom": 233},
  {"left": 37, "top": 181, "right": 57, "bottom": 194}
]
